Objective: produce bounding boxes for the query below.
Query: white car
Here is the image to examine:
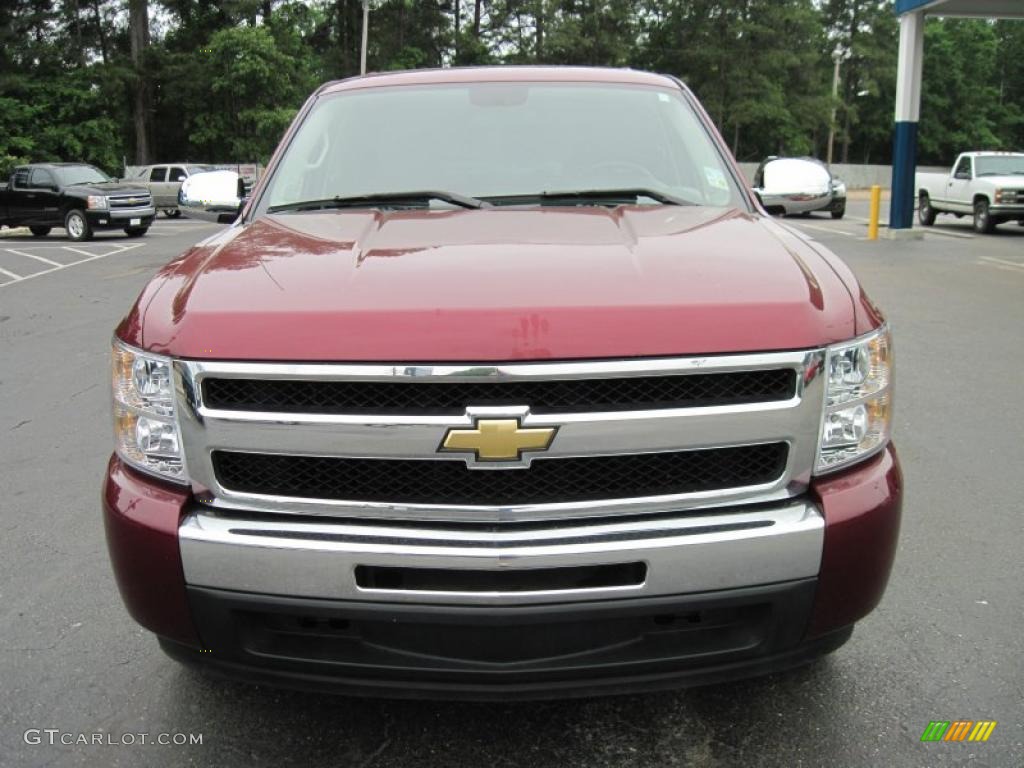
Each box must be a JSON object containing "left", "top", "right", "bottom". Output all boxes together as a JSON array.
[{"left": 916, "top": 151, "right": 1024, "bottom": 233}]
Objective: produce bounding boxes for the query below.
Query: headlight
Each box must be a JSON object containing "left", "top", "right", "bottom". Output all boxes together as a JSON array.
[
  {"left": 87, "top": 195, "right": 108, "bottom": 210},
  {"left": 111, "top": 340, "right": 187, "bottom": 483},
  {"left": 815, "top": 325, "right": 893, "bottom": 474},
  {"left": 995, "top": 189, "right": 1019, "bottom": 204}
]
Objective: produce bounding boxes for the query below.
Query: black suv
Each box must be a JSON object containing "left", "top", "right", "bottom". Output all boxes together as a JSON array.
[{"left": 0, "top": 163, "right": 155, "bottom": 241}]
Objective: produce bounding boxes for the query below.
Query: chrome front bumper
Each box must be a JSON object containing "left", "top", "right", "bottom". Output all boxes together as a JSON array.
[
  {"left": 179, "top": 500, "right": 824, "bottom": 605},
  {"left": 109, "top": 206, "right": 156, "bottom": 220},
  {"left": 759, "top": 192, "right": 832, "bottom": 215},
  {"left": 991, "top": 203, "right": 1024, "bottom": 216}
]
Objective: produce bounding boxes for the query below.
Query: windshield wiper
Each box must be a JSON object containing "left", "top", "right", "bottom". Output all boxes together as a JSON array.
[
  {"left": 485, "top": 188, "right": 696, "bottom": 207},
  {"left": 268, "top": 190, "right": 488, "bottom": 213}
]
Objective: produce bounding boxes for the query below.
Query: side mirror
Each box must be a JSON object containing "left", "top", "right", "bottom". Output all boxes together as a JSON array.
[
  {"left": 954, "top": 171, "right": 971, "bottom": 180},
  {"left": 178, "top": 170, "right": 245, "bottom": 224}
]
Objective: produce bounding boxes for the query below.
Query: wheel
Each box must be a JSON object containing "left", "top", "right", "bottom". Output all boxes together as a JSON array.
[
  {"left": 124, "top": 226, "right": 149, "bottom": 237},
  {"left": 29, "top": 226, "right": 51, "bottom": 237},
  {"left": 918, "top": 193, "right": 936, "bottom": 226},
  {"left": 831, "top": 203, "right": 846, "bottom": 220},
  {"left": 162, "top": 209, "right": 182, "bottom": 218},
  {"left": 64, "top": 209, "right": 92, "bottom": 241},
  {"left": 973, "top": 199, "right": 995, "bottom": 234}
]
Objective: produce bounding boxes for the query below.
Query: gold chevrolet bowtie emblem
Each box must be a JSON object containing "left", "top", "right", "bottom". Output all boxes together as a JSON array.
[{"left": 441, "top": 419, "right": 556, "bottom": 462}]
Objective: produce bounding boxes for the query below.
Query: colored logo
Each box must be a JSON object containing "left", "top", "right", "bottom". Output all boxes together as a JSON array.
[
  {"left": 920, "top": 720, "right": 997, "bottom": 743},
  {"left": 441, "top": 417, "right": 556, "bottom": 465}
]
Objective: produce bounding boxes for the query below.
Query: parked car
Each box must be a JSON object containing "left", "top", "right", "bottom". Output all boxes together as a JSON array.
[
  {"left": 104, "top": 67, "right": 900, "bottom": 700},
  {"left": 916, "top": 151, "right": 1024, "bottom": 233},
  {"left": 0, "top": 162, "right": 154, "bottom": 241},
  {"left": 128, "top": 163, "right": 215, "bottom": 217},
  {"left": 752, "top": 156, "right": 846, "bottom": 219},
  {"left": 178, "top": 170, "right": 247, "bottom": 223}
]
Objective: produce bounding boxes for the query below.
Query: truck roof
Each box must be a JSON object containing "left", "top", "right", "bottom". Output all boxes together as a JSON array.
[
  {"left": 137, "top": 162, "right": 213, "bottom": 167},
  {"left": 16, "top": 162, "right": 95, "bottom": 169},
  {"left": 319, "top": 66, "right": 680, "bottom": 96},
  {"left": 960, "top": 151, "right": 1024, "bottom": 157}
]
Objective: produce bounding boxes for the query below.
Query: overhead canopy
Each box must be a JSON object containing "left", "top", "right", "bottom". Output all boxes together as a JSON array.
[{"left": 896, "top": 0, "right": 1024, "bottom": 18}]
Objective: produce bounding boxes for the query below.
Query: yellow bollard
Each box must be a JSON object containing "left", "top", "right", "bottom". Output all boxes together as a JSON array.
[{"left": 868, "top": 185, "right": 881, "bottom": 240}]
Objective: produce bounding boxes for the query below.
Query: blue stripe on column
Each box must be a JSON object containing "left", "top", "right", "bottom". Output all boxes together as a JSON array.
[
  {"left": 895, "top": 0, "right": 936, "bottom": 14},
  {"left": 890, "top": 121, "right": 918, "bottom": 230}
]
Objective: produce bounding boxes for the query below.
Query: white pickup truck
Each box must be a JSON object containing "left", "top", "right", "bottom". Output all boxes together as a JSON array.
[{"left": 916, "top": 152, "right": 1024, "bottom": 233}]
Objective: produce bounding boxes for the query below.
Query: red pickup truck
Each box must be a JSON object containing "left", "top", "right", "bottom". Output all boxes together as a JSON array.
[{"left": 104, "top": 67, "right": 900, "bottom": 699}]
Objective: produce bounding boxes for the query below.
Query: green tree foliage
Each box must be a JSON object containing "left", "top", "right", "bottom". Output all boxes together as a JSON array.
[
  {"left": 918, "top": 17, "right": 1021, "bottom": 163},
  {"left": 1, "top": 0, "right": 1023, "bottom": 175},
  {"left": 639, "top": 1, "right": 832, "bottom": 161}
]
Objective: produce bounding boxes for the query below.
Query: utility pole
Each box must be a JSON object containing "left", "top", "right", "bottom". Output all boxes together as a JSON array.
[
  {"left": 360, "top": 0, "right": 370, "bottom": 75},
  {"left": 827, "top": 45, "right": 850, "bottom": 167}
]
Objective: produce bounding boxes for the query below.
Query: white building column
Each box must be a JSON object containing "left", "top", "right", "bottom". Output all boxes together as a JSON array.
[{"left": 890, "top": 10, "right": 926, "bottom": 230}]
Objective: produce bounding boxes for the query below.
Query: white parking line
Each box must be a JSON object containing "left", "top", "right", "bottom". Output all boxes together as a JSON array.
[
  {"left": 62, "top": 245, "right": 107, "bottom": 258},
  {"left": 922, "top": 228, "right": 974, "bottom": 240},
  {"left": 791, "top": 221, "right": 856, "bottom": 237},
  {"left": 6, "top": 248, "right": 63, "bottom": 267},
  {"left": 0, "top": 242, "right": 144, "bottom": 288},
  {"left": 978, "top": 256, "right": 1024, "bottom": 271},
  {"left": 795, "top": 216, "right": 981, "bottom": 242}
]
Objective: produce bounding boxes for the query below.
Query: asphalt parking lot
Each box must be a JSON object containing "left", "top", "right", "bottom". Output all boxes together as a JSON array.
[{"left": 1, "top": 211, "right": 1021, "bottom": 768}]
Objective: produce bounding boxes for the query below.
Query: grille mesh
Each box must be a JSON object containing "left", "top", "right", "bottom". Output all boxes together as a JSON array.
[
  {"left": 203, "top": 369, "right": 796, "bottom": 415},
  {"left": 108, "top": 194, "right": 152, "bottom": 208},
  {"left": 212, "top": 443, "right": 788, "bottom": 506}
]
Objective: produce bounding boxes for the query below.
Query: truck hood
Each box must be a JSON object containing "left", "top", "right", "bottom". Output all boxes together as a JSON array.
[
  {"left": 71, "top": 181, "right": 151, "bottom": 196},
  {"left": 976, "top": 174, "right": 1024, "bottom": 187},
  {"left": 126, "top": 206, "right": 861, "bottom": 361}
]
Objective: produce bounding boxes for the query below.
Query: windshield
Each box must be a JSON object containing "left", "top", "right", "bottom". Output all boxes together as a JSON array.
[
  {"left": 974, "top": 155, "right": 1024, "bottom": 177},
  {"left": 56, "top": 165, "right": 110, "bottom": 186},
  {"left": 262, "top": 82, "right": 742, "bottom": 211}
]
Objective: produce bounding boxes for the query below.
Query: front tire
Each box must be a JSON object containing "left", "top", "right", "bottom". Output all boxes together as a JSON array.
[
  {"left": 124, "top": 226, "right": 149, "bottom": 238},
  {"left": 831, "top": 203, "right": 846, "bottom": 220},
  {"left": 64, "top": 209, "right": 92, "bottom": 242},
  {"left": 162, "top": 209, "right": 182, "bottom": 218},
  {"left": 29, "top": 226, "right": 51, "bottom": 237},
  {"left": 918, "top": 193, "right": 936, "bottom": 226},
  {"left": 973, "top": 199, "right": 996, "bottom": 234}
]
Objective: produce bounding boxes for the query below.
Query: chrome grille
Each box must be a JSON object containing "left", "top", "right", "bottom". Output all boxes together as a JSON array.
[
  {"left": 175, "top": 351, "right": 826, "bottom": 523},
  {"left": 202, "top": 368, "right": 796, "bottom": 415},
  {"left": 109, "top": 193, "right": 152, "bottom": 209},
  {"left": 212, "top": 443, "right": 789, "bottom": 506}
]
